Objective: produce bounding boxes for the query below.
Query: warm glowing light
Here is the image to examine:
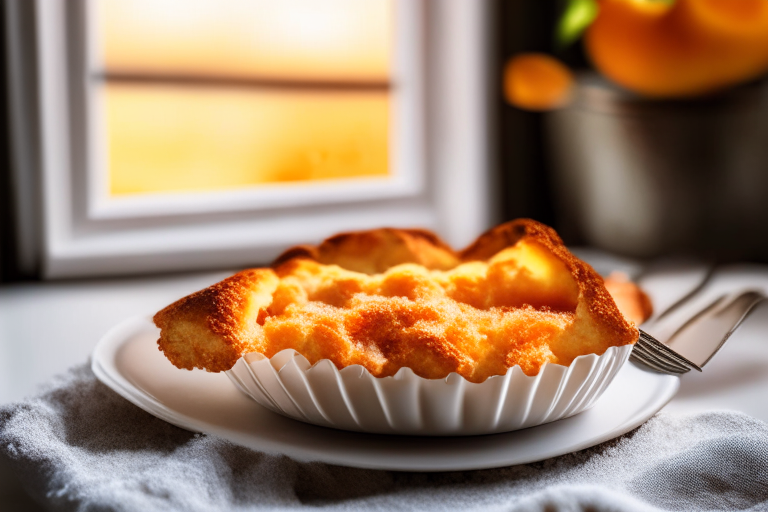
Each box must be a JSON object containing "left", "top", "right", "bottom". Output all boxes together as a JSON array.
[
  {"left": 504, "top": 53, "right": 574, "bottom": 111},
  {"left": 96, "top": 0, "right": 392, "bottom": 81},
  {"left": 105, "top": 85, "right": 390, "bottom": 195},
  {"left": 584, "top": 0, "right": 768, "bottom": 97}
]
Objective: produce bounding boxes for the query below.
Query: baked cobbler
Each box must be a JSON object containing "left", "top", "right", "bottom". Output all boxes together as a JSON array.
[{"left": 154, "top": 219, "right": 647, "bottom": 382}]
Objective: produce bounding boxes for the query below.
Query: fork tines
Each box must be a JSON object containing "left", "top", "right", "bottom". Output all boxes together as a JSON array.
[{"left": 630, "top": 330, "right": 703, "bottom": 375}]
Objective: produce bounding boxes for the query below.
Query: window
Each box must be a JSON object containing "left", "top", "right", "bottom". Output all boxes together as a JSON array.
[
  {"left": 6, "top": 0, "right": 492, "bottom": 278},
  {"left": 93, "top": 0, "right": 402, "bottom": 211}
]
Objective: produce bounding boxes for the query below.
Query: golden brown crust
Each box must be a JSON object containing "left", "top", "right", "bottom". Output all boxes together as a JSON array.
[
  {"left": 273, "top": 228, "right": 460, "bottom": 275},
  {"left": 154, "top": 269, "right": 278, "bottom": 372},
  {"left": 155, "top": 219, "right": 642, "bottom": 379},
  {"left": 462, "top": 220, "right": 631, "bottom": 334},
  {"left": 463, "top": 219, "right": 640, "bottom": 365}
]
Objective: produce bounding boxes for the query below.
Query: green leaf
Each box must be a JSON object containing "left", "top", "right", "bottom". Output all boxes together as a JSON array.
[{"left": 556, "top": 0, "right": 599, "bottom": 48}]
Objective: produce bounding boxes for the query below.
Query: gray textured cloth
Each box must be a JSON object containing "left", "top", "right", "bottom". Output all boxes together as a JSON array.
[{"left": 2, "top": 364, "right": 768, "bottom": 512}]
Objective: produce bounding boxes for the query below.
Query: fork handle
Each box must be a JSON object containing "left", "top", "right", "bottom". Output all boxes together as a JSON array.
[{"left": 664, "top": 291, "right": 765, "bottom": 368}]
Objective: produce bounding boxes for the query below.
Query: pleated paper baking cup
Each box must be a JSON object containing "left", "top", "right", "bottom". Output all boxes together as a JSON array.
[{"left": 226, "top": 344, "right": 633, "bottom": 436}]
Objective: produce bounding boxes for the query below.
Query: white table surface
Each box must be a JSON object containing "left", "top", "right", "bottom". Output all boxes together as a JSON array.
[{"left": 0, "top": 270, "right": 232, "bottom": 405}]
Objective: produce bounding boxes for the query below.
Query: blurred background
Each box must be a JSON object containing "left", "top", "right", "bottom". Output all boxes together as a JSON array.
[
  {"left": 0, "top": 0, "right": 490, "bottom": 281},
  {"left": 3, "top": 0, "right": 768, "bottom": 283}
]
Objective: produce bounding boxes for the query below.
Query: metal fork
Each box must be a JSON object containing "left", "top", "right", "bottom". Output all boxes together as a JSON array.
[
  {"left": 632, "top": 330, "right": 701, "bottom": 374},
  {"left": 630, "top": 290, "right": 766, "bottom": 375}
]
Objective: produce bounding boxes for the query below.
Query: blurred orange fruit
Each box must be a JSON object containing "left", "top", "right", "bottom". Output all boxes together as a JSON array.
[
  {"left": 503, "top": 53, "right": 575, "bottom": 111},
  {"left": 684, "top": 0, "right": 768, "bottom": 38},
  {"left": 585, "top": 0, "right": 768, "bottom": 98}
]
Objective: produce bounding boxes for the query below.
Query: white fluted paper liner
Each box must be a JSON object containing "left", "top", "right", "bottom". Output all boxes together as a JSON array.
[{"left": 226, "top": 344, "right": 633, "bottom": 436}]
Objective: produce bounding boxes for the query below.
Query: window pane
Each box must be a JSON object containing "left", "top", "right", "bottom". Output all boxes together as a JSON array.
[
  {"left": 105, "top": 85, "right": 390, "bottom": 196},
  {"left": 96, "top": 0, "right": 392, "bottom": 81}
]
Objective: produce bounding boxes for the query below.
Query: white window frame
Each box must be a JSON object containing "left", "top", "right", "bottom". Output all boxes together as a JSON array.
[{"left": 6, "top": 0, "right": 493, "bottom": 279}]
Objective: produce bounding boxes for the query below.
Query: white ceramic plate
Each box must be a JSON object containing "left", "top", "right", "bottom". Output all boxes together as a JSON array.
[{"left": 92, "top": 317, "right": 679, "bottom": 472}]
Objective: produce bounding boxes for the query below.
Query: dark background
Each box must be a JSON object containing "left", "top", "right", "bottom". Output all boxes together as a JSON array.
[
  {"left": 0, "top": 4, "right": 16, "bottom": 282},
  {"left": 494, "top": 1, "right": 595, "bottom": 224}
]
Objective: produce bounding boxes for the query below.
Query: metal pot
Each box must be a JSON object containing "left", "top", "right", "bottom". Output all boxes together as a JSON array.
[{"left": 547, "top": 73, "right": 768, "bottom": 260}]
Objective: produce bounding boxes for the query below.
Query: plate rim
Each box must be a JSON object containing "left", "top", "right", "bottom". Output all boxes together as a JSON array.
[{"left": 92, "top": 316, "right": 680, "bottom": 472}]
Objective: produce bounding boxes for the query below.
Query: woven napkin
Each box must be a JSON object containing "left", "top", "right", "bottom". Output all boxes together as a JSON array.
[{"left": 2, "top": 363, "right": 768, "bottom": 512}]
